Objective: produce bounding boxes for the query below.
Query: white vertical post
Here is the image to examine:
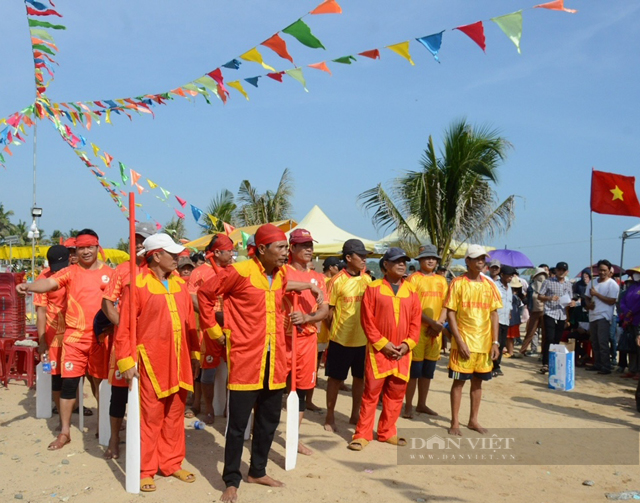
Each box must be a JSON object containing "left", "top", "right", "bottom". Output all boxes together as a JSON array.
[
  {"left": 98, "top": 380, "right": 111, "bottom": 446},
  {"left": 125, "top": 376, "right": 140, "bottom": 494},
  {"left": 35, "top": 362, "right": 52, "bottom": 419}
]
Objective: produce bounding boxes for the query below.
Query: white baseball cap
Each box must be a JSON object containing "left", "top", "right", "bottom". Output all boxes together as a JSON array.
[
  {"left": 139, "top": 233, "right": 185, "bottom": 256},
  {"left": 465, "top": 244, "right": 489, "bottom": 259}
]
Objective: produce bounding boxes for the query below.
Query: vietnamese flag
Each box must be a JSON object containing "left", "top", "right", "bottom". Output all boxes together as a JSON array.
[{"left": 591, "top": 169, "right": 640, "bottom": 217}]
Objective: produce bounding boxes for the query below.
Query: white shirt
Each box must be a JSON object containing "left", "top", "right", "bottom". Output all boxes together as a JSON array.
[{"left": 585, "top": 277, "right": 620, "bottom": 322}]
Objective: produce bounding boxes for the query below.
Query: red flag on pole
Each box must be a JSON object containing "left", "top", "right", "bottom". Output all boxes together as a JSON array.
[{"left": 591, "top": 169, "right": 640, "bottom": 217}]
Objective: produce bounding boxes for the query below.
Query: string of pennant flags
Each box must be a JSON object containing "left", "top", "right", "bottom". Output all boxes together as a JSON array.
[{"left": 0, "top": 0, "right": 577, "bottom": 228}]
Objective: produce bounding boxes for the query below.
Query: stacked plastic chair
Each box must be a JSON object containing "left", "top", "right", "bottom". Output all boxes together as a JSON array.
[{"left": 0, "top": 273, "right": 26, "bottom": 338}]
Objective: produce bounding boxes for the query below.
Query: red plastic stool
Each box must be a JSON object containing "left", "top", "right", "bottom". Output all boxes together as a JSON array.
[
  {"left": 4, "top": 345, "right": 38, "bottom": 388},
  {"left": 0, "top": 347, "right": 6, "bottom": 385}
]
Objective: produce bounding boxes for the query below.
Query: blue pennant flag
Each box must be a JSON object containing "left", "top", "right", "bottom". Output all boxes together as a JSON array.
[
  {"left": 416, "top": 32, "right": 444, "bottom": 62},
  {"left": 244, "top": 77, "right": 260, "bottom": 88},
  {"left": 222, "top": 59, "right": 241, "bottom": 70}
]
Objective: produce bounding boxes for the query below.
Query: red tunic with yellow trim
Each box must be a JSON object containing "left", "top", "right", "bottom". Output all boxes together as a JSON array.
[
  {"left": 33, "top": 267, "right": 67, "bottom": 375},
  {"left": 360, "top": 278, "right": 422, "bottom": 382},
  {"left": 115, "top": 267, "right": 199, "bottom": 399},
  {"left": 198, "top": 256, "right": 288, "bottom": 391},
  {"left": 188, "top": 262, "right": 225, "bottom": 369}
]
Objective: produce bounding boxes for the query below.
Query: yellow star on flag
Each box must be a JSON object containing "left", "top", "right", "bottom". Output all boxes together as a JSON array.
[{"left": 610, "top": 185, "right": 624, "bottom": 201}]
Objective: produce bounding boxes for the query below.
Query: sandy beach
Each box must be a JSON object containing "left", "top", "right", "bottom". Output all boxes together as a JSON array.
[{"left": 2, "top": 354, "right": 639, "bottom": 503}]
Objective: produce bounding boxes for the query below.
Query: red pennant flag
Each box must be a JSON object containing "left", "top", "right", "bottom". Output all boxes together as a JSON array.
[
  {"left": 175, "top": 209, "right": 186, "bottom": 219},
  {"left": 135, "top": 183, "right": 144, "bottom": 195},
  {"left": 130, "top": 169, "right": 141, "bottom": 185},
  {"left": 310, "top": 0, "right": 342, "bottom": 15},
  {"left": 591, "top": 169, "right": 640, "bottom": 217},
  {"left": 261, "top": 33, "right": 294, "bottom": 63},
  {"left": 267, "top": 72, "right": 284, "bottom": 82},
  {"left": 534, "top": 0, "right": 577, "bottom": 13},
  {"left": 455, "top": 21, "right": 486, "bottom": 52},
  {"left": 308, "top": 61, "right": 332, "bottom": 75},
  {"left": 155, "top": 221, "right": 162, "bottom": 230},
  {"left": 359, "top": 49, "right": 381, "bottom": 60},
  {"left": 103, "top": 152, "right": 113, "bottom": 167},
  {"left": 175, "top": 195, "right": 187, "bottom": 208},
  {"left": 208, "top": 68, "right": 225, "bottom": 86},
  {"left": 223, "top": 222, "right": 236, "bottom": 236}
]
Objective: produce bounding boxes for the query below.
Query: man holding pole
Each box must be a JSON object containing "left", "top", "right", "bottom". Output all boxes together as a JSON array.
[
  {"left": 115, "top": 233, "right": 200, "bottom": 492},
  {"left": 198, "top": 223, "right": 323, "bottom": 503}
]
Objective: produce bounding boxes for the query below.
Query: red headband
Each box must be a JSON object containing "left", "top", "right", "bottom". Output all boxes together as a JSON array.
[
  {"left": 75, "top": 235, "right": 99, "bottom": 247},
  {"left": 255, "top": 224, "right": 286, "bottom": 247},
  {"left": 209, "top": 234, "right": 234, "bottom": 252},
  {"left": 63, "top": 237, "right": 77, "bottom": 248}
]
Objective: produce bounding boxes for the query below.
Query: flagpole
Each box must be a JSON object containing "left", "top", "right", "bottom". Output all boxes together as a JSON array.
[{"left": 589, "top": 210, "right": 593, "bottom": 276}]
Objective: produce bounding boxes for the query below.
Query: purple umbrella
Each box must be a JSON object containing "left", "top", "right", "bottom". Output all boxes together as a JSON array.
[{"left": 488, "top": 249, "right": 534, "bottom": 269}]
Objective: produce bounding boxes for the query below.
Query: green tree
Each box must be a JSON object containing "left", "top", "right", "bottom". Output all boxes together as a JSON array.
[
  {"left": 236, "top": 168, "right": 294, "bottom": 226},
  {"left": 202, "top": 189, "right": 237, "bottom": 235},
  {"left": 12, "top": 220, "right": 30, "bottom": 246},
  {"left": 0, "top": 204, "right": 15, "bottom": 238},
  {"left": 163, "top": 217, "right": 187, "bottom": 241},
  {"left": 48, "top": 229, "right": 65, "bottom": 245},
  {"left": 358, "top": 119, "right": 516, "bottom": 265},
  {"left": 116, "top": 238, "right": 130, "bottom": 253}
]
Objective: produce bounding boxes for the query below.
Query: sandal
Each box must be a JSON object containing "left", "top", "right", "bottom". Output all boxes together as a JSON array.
[
  {"left": 384, "top": 435, "right": 407, "bottom": 446},
  {"left": 72, "top": 406, "right": 93, "bottom": 416},
  {"left": 140, "top": 477, "right": 156, "bottom": 492},
  {"left": 48, "top": 433, "right": 71, "bottom": 451},
  {"left": 171, "top": 469, "right": 195, "bottom": 483},
  {"left": 539, "top": 365, "right": 548, "bottom": 374},
  {"left": 347, "top": 438, "right": 369, "bottom": 451}
]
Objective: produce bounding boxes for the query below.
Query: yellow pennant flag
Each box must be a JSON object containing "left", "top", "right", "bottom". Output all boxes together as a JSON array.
[
  {"left": 147, "top": 178, "right": 158, "bottom": 189},
  {"left": 386, "top": 41, "right": 415, "bottom": 65},
  {"left": 208, "top": 214, "right": 219, "bottom": 226},
  {"left": 105, "top": 109, "right": 112, "bottom": 124},
  {"left": 240, "top": 47, "right": 276, "bottom": 72},
  {"left": 91, "top": 143, "right": 100, "bottom": 157},
  {"left": 227, "top": 81, "right": 249, "bottom": 100}
]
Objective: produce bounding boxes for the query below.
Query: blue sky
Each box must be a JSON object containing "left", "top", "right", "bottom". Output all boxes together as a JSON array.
[{"left": 1, "top": 0, "right": 639, "bottom": 272}]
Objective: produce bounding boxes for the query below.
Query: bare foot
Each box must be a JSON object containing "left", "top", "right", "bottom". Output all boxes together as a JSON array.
[
  {"left": 402, "top": 406, "right": 414, "bottom": 419},
  {"left": 220, "top": 486, "right": 238, "bottom": 503},
  {"left": 298, "top": 442, "right": 313, "bottom": 456},
  {"left": 104, "top": 441, "right": 120, "bottom": 459},
  {"left": 306, "top": 402, "right": 322, "bottom": 412},
  {"left": 323, "top": 422, "right": 338, "bottom": 433},
  {"left": 467, "top": 422, "right": 488, "bottom": 434},
  {"left": 247, "top": 475, "right": 284, "bottom": 487},
  {"left": 448, "top": 425, "right": 462, "bottom": 436},
  {"left": 349, "top": 415, "right": 359, "bottom": 425},
  {"left": 416, "top": 405, "right": 438, "bottom": 416},
  {"left": 203, "top": 413, "right": 215, "bottom": 425}
]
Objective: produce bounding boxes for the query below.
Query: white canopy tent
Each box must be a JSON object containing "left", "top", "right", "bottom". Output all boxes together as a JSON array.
[
  {"left": 286, "top": 205, "right": 378, "bottom": 256},
  {"left": 621, "top": 222, "right": 640, "bottom": 268}
]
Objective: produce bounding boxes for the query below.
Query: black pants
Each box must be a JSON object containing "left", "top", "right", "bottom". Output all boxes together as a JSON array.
[
  {"left": 223, "top": 354, "right": 284, "bottom": 489},
  {"left": 542, "top": 315, "right": 565, "bottom": 366},
  {"left": 493, "top": 324, "right": 509, "bottom": 370},
  {"left": 109, "top": 385, "right": 129, "bottom": 419}
]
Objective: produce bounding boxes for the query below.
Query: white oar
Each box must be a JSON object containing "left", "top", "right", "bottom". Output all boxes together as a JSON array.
[
  {"left": 78, "top": 376, "right": 84, "bottom": 432},
  {"left": 125, "top": 192, "right": 141, "bottom": 495},
  {"left": 285, "top": 295, "right": 300, "bottom": 471},
  {"left": 35, "top": 362, "right": 52, "bottom": 419},
  {"left": 98, "top": 380, "right": 111, "bottom": 446}
]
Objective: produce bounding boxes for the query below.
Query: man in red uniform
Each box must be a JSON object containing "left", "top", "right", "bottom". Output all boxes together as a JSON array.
[
  {"left": 18, "top": 229, "right": 113, "bottom": 450},
  {"left": 35, "top": 245, "right": 70, "bottom": 421},
  {"left": 100, "top": 222, "right": 154, "bottom": 459},
  {"left": 189, "top": 233, "right": 235, "bottom": 423},
  {"left": 283, "top": 229, "right": 328, "bottom": 455},
  {"left": 64, "top": 237, "right": 78, "bottom": 265},
  {"left": 198, "top": 224, "right": 323, "bottom": 503},
  {"left": 116, "top": 233, "right": 200, "bottom": 492},
  {"left": 348, "top": 248, "right": 421, "bottom": 450}
]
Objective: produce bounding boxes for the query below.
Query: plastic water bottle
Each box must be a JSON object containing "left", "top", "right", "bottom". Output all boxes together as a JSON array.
[
  {"left": 42, "top": 354, "right": 52, "bottom": 374},
  {"left": 192, "top": 420, "right": 205, "bottom": 430}
]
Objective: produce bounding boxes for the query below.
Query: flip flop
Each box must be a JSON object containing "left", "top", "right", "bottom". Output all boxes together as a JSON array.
[
  {"left": 48, "top": 433, "right": 71, "bottom": 451},
  {"left": 171, "top": 469, "right": 196, "bottom": 483},
  {"left": 184, "top": 409, "right": 195, "bottom": 419},
  {"left": 72, "top": 407, "right": 93, "bottom": 416},
  {"left": 385, "top": 435, "right": 407, "bottom": 446},
  {"left": 140, "top": 477, "right": 156, "bottom": 492},
  {"left": 347, "top": 438, "right": 369, "bottom": 451}
]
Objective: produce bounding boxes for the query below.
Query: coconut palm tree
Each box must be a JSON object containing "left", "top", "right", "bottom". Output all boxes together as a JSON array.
[
  {"left": 236, "top": 168, "right": 293, "bottom": 226},
  {"left": 163, "top": 217, "right": 187, "bottom": 241},
  {"left": 0, "top": 204, "right": 15, "bottom": 238},
  {"left": 202, "top": 189, "right": 237, "bottom": 235},
  {"left": 358, "top": 119, "right": 516, "bottom": 265}
]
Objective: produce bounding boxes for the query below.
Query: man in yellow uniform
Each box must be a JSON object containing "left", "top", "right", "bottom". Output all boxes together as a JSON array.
[
  {"left": 444, "top": 245, "right": 502, "bottom": 436},
  {"left": 324, "top": 239, "right": 371, "bottom": 433},
  {"left": 404, "top": 244, "right": 448, "bottom": 419}
]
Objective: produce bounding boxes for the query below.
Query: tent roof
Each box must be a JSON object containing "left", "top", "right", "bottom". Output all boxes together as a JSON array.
[
  {"left": 185, "top": 219, "right": 296, "bottom": 251},
  {"left": 286, "top": 205, "right": 377, "bottom": 255},
  {"left": 624, "top": 222, "right": 640, "bottom": 237},
  {"left": 0, "top": 246, "right": 129, "bottom": 264}
]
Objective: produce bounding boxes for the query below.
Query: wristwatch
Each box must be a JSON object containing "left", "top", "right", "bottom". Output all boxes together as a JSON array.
[{"left": 492, "top": 341, "right": 500, "bottom": 345}]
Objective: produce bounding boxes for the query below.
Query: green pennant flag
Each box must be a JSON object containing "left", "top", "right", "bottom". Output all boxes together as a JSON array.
[
  {"left": 285, "top": 68, "right": 308, "bottom": 92},
  {"left": 32, "top": 44, "right": 56, "bottom": 56},
  {"left": 109, "top": 179, "right": 120, "bottom": 187},
  {"left": 119, "top": 162, "right": 128, "bottom": 184},
  {"left": 0, "top": 153, "right": 5, "bottom": 164},
  {"left": 332, "top": 55, "right": 356, "bottom": 64},
  {"left": 28, "top": 19, "right": 66, "bottom": 30},
  {"left": 491, "top": 11, "right": 523, "bottom": 54},
  {"left": 241, "top": 231, "right": 250, "bottom": 248},
  {"left": 160, "top": 187, "right": 170, "bottom": 200},
  {"left": 29, "top": 28, "right": 55, "bottom": 42},
  {"left": 282, "top": 19, "right": 325, "bottom": 49}
]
